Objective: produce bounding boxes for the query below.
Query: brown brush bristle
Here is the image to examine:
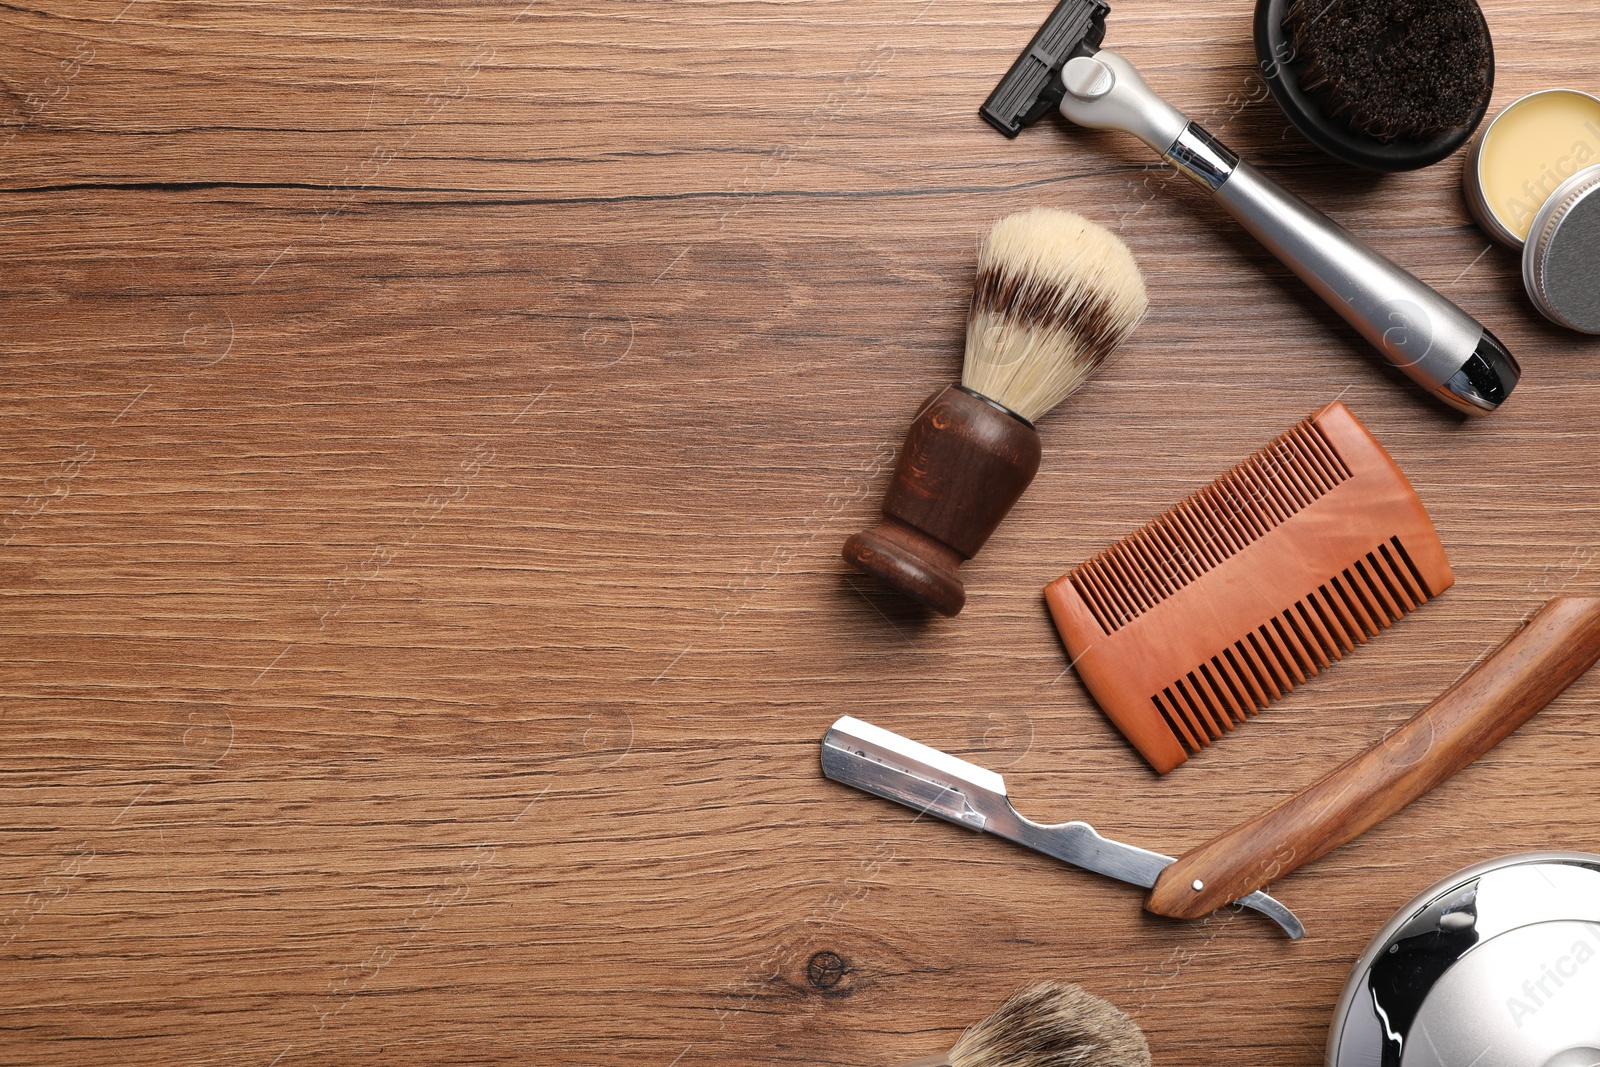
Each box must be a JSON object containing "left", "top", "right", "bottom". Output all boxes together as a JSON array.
[
  {"left": 945, "top": 982, "right": 1150, "bottom": 1067},
  {"left": 1285, "top": 0, "right": 1493, "bottom": 143},
  {"left": 962, "top": 209, "right": 1147, "bottom": 425}
]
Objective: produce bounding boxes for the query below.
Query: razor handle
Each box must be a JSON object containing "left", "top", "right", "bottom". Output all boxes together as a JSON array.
[
  {"left": 1146, "top": 597, "right": 1600, "bottom": 921},
  {"left": 1195, "top": 150, "right": 1517, "bottom": 416},
  {"left": 1055, "top": 51, "right": 1519, "bottom": 417},
  {"left": 843, "top": 385, "right": 1040, "bottom": 617}
]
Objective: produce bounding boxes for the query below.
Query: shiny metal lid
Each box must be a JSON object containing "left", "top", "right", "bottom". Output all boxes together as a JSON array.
[
  {"left": 1328, "top": 852, "right": 1600, "bottom": 1067},
  {"left": 1525, "top": 165, "right": 1600, "bottom": 335}
]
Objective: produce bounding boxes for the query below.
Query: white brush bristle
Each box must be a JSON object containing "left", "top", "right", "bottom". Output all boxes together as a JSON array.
[
  {"left": 947, "top": 982, "right": 1151, "bottom": 1067},
  {"left": 962, "top": 209, "right": 1148, "bottom": 424}
]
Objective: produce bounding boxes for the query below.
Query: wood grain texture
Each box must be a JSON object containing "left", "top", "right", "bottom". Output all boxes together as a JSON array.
[{"left": 2, "top": 1, "right": 1600, "bottom": 1065}]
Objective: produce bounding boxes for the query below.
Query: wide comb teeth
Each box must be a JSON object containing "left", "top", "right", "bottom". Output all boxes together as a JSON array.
[
  {"left": 1151, "top": 536, "right": 1437, "bottom": 752},
  {"left": 1044, "top": 402, "right": 1455, "bottom": 774}
]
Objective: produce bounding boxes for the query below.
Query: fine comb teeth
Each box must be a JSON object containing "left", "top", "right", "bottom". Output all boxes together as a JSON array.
[{"left": 1045, "top": 401, "right": 1454, "bottom": 774}]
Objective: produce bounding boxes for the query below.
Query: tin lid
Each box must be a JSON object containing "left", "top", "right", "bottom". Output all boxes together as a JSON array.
[{"left": 1524, "top": 164, "right": 1600, "bottom": 334}]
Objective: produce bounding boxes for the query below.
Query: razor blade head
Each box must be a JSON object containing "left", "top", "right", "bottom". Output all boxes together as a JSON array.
[
  {"left": 981, "top": 0, "right": 1111, "bottom": 137},
  {"left": 820, "top": 716, "right": 1009, "bottom": 831}
]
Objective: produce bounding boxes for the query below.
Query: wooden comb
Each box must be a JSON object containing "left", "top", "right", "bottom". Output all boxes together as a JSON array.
[{"left": 1045, "top": 401, "right": 1453, "bottom": 774}]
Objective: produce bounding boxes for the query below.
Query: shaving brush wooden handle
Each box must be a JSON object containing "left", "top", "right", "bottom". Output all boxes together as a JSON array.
[
  {"left": 844, "top": 386, "right": 1041, "bottom": 616},
  {"left": 842, "top": 208, "right": 1149, "bottom": 617}
]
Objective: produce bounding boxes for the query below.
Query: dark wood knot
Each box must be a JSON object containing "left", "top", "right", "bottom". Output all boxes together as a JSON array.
[{"left": 805, "top": 951, "right": 849, "bottom": 990}]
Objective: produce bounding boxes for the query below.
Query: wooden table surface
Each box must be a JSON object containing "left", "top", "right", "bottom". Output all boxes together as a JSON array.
[{"left": 4, "top": 1, "right": 1600, "bottom": 1063}]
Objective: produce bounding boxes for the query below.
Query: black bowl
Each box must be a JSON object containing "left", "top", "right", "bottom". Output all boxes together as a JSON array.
[{"left": 1254, "top": 0, "right": 1495, "bottom": 172}]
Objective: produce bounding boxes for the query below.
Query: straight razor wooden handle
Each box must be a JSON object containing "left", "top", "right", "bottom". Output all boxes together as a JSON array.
[{"left": 1145, "top": 596, "right": 1600, "bottom": 922}]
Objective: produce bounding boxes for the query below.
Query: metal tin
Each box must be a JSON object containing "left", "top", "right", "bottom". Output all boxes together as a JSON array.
[
  {"left": 1525, "top": 165, "right": 1600, "bottom": 335},
  {"left": 1328, "top": 852, "right": 1600, "bottom": 1067},
  {"left": 1463, "top": 89, "right": 1600, "bottom": 249}
]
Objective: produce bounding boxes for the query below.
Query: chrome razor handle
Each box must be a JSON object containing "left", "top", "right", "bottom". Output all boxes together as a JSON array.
[
  {"left": 1193, "top": 147, "right": 1515, "bottom": 415},
  {"left": 1058, "top": 51, "right": 1520, "bottom": 416}
]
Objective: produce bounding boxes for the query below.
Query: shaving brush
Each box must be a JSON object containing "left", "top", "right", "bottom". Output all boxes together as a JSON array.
[
  {"left": 844, "top": 209, "right": 1148, "bottom": 616},
  {"left": 898, "top": 981, "right": 1151, "bottom": 1067}
]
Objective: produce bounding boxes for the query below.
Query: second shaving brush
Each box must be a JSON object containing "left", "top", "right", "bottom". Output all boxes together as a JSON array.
[
  {"left": 844, "top": 209, "right": 1147, "bottom": 616},
  {"left": 898, "top": 981, "right": 1150, "bottom": 1067}
]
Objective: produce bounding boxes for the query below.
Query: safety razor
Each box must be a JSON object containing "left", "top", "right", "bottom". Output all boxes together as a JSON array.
[{"left": 982, "top": 0, "right": 1520, "bottom": 417}]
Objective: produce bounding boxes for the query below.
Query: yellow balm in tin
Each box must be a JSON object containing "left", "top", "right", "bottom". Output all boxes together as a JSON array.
[
  {"left": 1465, "top": 89, "right": 1600, "bottom": 245},
  {"left": 1464, "top": 89, "right": 1600, "bottom": 333}
]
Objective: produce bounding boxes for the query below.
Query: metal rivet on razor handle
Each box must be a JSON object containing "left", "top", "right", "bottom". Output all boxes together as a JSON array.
[
  {"left": 825, "top": 599, "right": 1600, "bottom": 937},
  {"left": 818, "top": 715, "right": 1307, "bottom": 939}
]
